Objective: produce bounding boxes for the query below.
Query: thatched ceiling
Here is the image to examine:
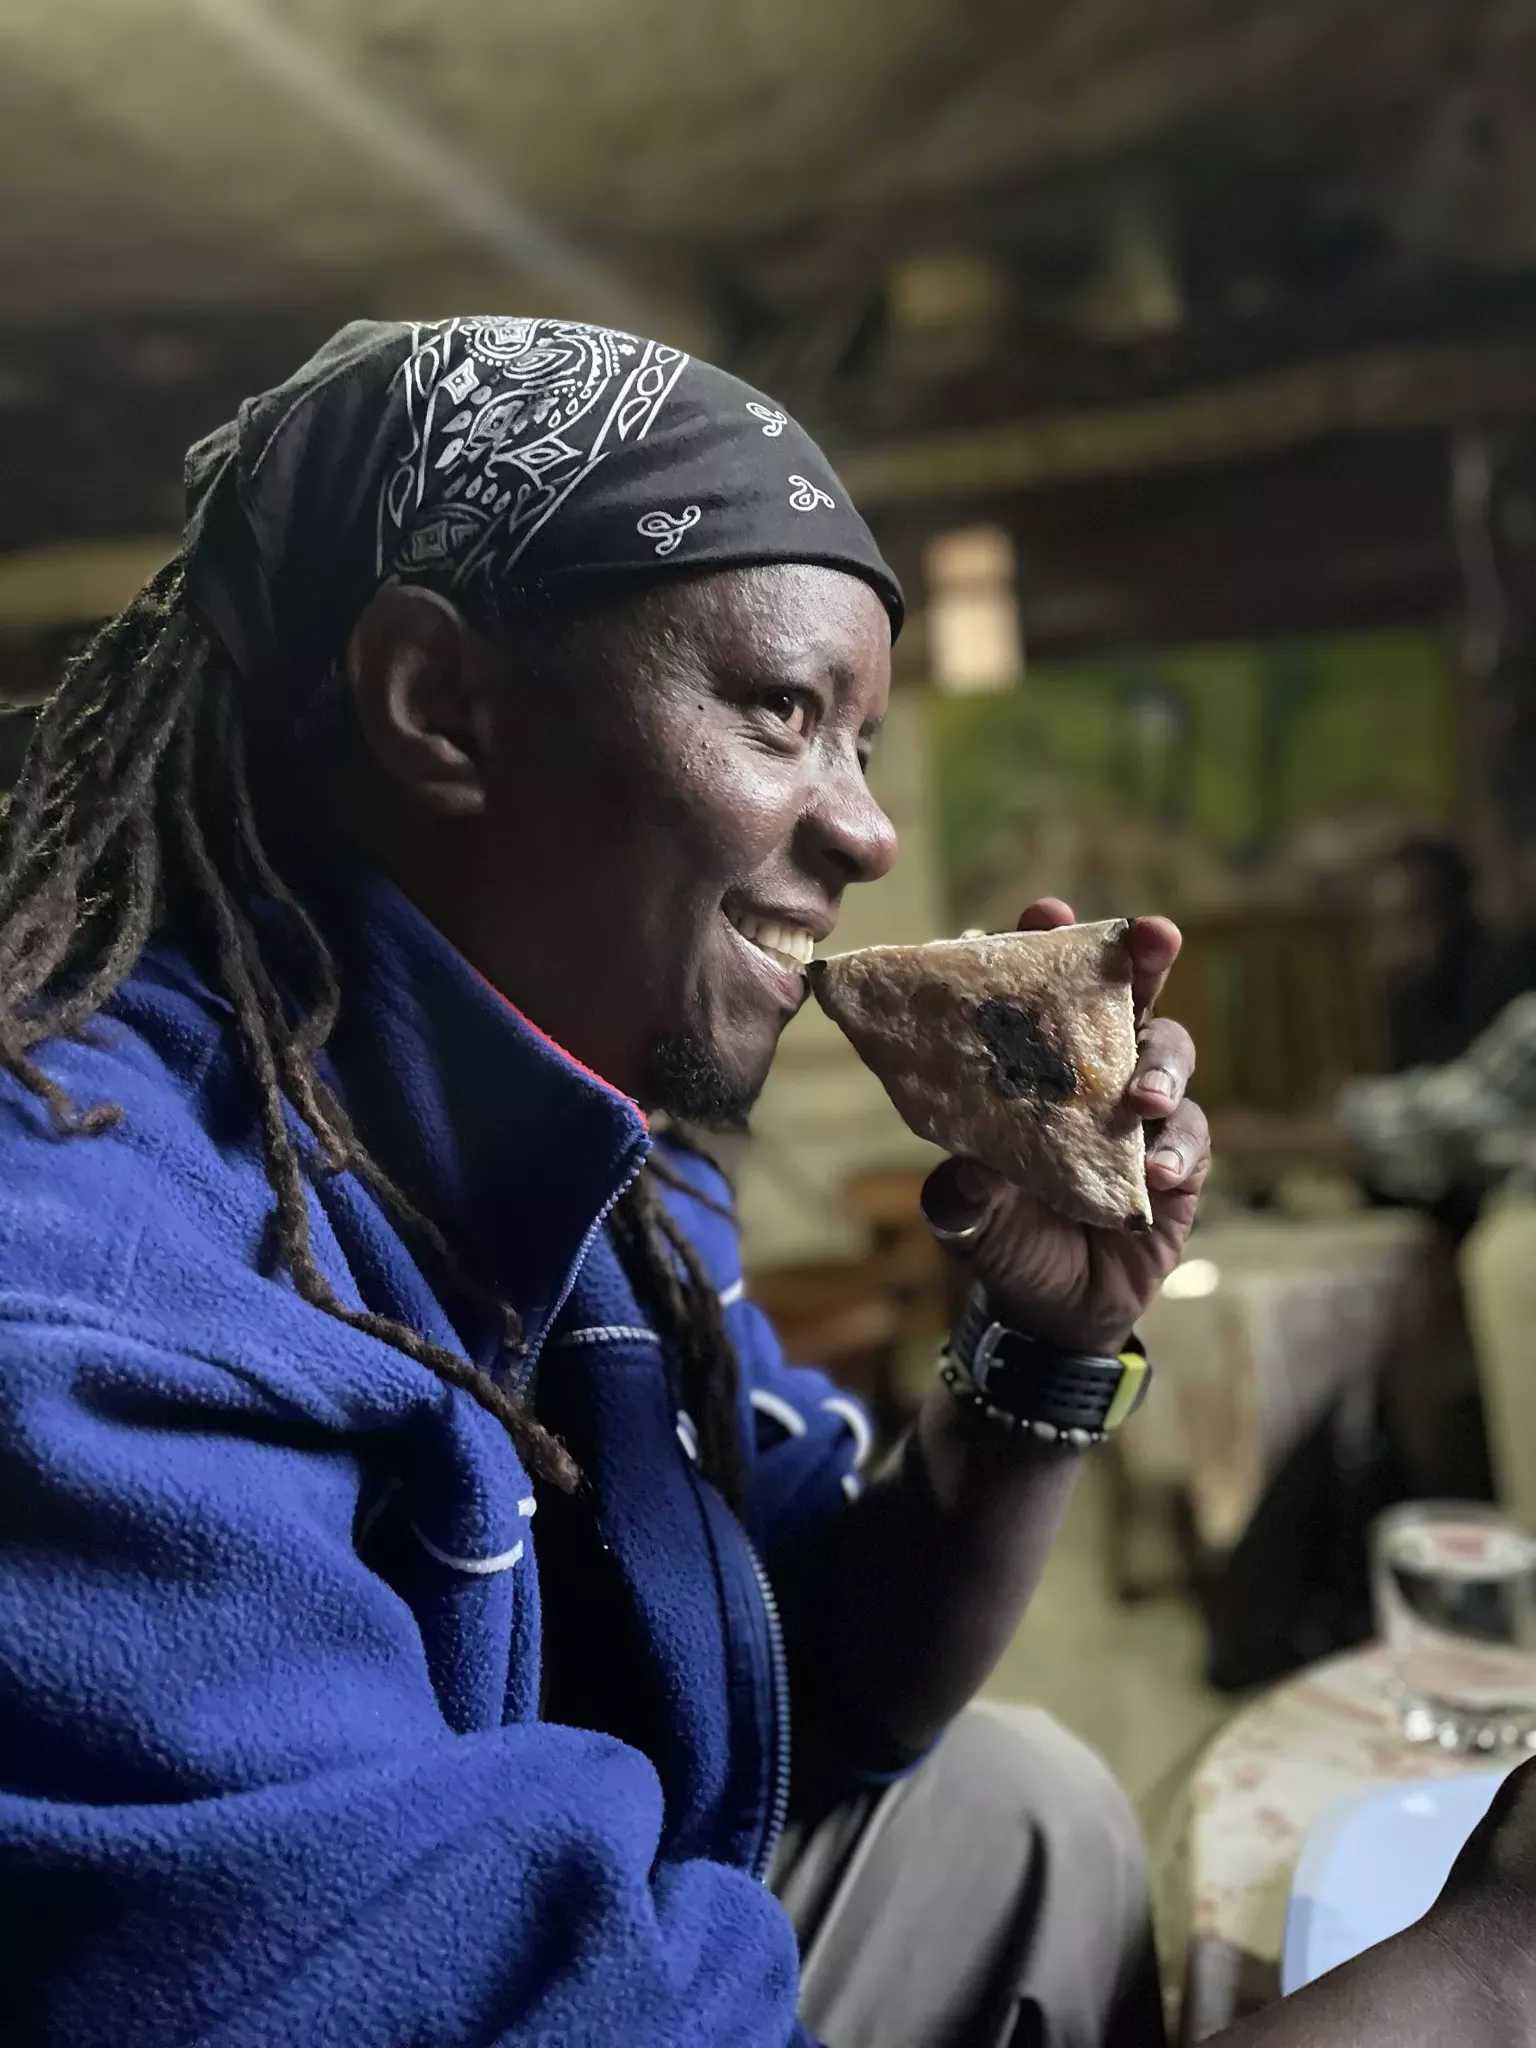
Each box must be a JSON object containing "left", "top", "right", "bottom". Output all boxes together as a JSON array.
[
  {"left": 4, "top": 1, "right": 1534, "bottom": 339},
  {"left": 4, "top": 0, "right": 1536, "bottom": 640}
]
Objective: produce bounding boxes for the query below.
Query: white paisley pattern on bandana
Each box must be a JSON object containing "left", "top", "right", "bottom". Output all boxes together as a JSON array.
[
  {"left": 746, "top": 402, "right": 788, "bottom": 437},
  {"left": 376, "top": 316, "right": 691, "bottom": 617},
  {"left": 789, "top": 475, "right": 836, "bottom": 511},
  {"left": 636, "top": 507, "right": 702, "bottom": 556}
]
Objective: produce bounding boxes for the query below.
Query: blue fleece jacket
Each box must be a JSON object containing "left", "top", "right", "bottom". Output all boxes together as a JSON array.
[{"left": 0, "top": 873, "right": 875, "bottom": 2046}]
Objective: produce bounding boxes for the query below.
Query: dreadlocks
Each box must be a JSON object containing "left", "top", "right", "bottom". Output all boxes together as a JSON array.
[
  {"left": 612, "top": 1134, "right": 746, "bottom": 1513},
  {"left": 0, "top": 562, "right": 745, "bottom": 1509}
]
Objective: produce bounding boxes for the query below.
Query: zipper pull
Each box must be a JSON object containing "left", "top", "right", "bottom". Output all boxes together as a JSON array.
[{"left": 499, "top": 1306, "right": 530, "bottom": 1376}]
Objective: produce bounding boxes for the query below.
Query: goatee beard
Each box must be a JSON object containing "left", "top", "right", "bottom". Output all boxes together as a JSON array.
[{"left": 644, "top": 1033, "right": 762, "bottom": 1130}]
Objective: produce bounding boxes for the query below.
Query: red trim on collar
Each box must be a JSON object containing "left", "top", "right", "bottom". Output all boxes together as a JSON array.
[{"left": 464, "top": 960, "right": 648, "bottom": 1127}]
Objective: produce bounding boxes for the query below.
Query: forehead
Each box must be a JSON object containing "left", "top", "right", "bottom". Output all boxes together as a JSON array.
[{"left": 673, "top": 562, "right": 891, "bottom": 694}]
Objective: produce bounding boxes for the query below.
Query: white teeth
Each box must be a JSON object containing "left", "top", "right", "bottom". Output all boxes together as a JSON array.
[{"left": 730, "top": 913, "right": 816, "bottom": 969}]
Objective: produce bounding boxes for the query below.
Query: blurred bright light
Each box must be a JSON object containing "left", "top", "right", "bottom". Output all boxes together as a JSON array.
[
  {"left": 1162, "top": 1256, "right": 1220, "bottom": 1300},
  {"left": 924, "top": 525, "right": 1023, "bottom": 696},
  {"left": 888, "top": 253, "right": 1008, "bottom": 334}
]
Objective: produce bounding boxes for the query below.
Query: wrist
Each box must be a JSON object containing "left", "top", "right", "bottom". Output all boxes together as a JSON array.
[
  {"left": 967, "top": 1278, "right": 1135, "bottom": 1362},
  {"left": 971, "top": 1276, "right": 1134, "bottom": 1358},
  {"left": 943, "top": 1285, "right": 1151, "bottom": 1448}
]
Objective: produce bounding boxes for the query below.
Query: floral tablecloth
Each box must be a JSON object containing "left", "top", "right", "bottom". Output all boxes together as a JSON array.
[{"left": 1155, "top": 1643, "right": 1504, "bottom": 2043}]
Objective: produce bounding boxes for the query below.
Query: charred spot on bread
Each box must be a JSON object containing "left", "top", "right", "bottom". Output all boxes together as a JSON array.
[{"left": 973, "top": 1000, "right": 1078, "bottom": 1108}]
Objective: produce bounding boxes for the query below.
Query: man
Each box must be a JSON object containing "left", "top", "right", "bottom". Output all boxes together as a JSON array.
[
  {"left": 1346, "top": 833, "right": 1536, "bottom": 1244},
  {"left": 1363, "top": 836, "right": 1532, "bottom": 1076},
  {"left": 0, "top": 317, "right": 1530, "bottom": 2047}
]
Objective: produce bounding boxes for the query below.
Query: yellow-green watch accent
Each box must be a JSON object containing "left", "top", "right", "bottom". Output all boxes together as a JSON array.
[{"left": 1103, "top": 1349, "right": 1152, "bottom": 1433}]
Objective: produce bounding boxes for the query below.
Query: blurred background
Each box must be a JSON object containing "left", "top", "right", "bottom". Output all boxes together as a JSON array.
[{"left": 11, "top": 4, "right": 1536, "bottom": 2018}]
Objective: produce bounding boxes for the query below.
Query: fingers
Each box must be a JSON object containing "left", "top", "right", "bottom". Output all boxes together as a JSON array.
[
  {"left": 1125, "top": 914, "right": 1182, "bottom": 1020},
  {"left": 1016, "top": 898, "right": 1075, "bottom": 933},
  {"left": 1145, "top": 1097, "right": 1210, "bottom": 1194},
  {"left": 1129, "top": 1017, "right": 1196, "bottom": 1117},
  {"left": 920, "top": 1156, "right": 1001, "bottom": 1241}
]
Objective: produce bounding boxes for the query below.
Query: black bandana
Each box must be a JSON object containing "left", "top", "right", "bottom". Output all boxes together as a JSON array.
[{"left": 182, "top": 316, "right": 902, "bottom": 694}]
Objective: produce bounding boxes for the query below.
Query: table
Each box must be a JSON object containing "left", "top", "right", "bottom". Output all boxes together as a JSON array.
[
  {"left": 1135, "top": 1213, "right": 1441, "bottom": 1552},
  {"left": 1110, "top": 1211, "right": 1452, "bottom": 1604},
  {"left": 1156, "top": 1643, "right": 1503, "bottom": 2043}
]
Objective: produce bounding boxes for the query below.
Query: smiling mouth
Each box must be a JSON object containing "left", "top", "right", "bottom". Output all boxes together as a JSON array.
[{"left": 727, "top": 909, "right": 817, "bottom": 974}]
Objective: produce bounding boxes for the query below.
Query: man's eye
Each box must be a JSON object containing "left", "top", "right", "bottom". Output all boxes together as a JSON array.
[{"left": 761, "top": 690, "right": 813, "bottom": 737}]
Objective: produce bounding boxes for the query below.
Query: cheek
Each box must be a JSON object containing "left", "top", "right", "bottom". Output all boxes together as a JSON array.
[
  {"left": 654, "top": 726, "right": 800, "bottom": 881},
  {"left": 485, "top": 690, "right": 798, "bottom": 928}
]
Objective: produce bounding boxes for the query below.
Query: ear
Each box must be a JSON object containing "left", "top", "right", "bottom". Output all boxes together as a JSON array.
[{"left": 346, "top": 585, "right": 498, "bottom": 818}]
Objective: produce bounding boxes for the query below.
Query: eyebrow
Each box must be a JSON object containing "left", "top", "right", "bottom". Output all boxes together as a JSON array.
[{"left": 816, "top": 656, "right": 884, "bottom": 741}]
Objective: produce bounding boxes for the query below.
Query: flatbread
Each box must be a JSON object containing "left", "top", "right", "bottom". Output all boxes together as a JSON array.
[{"left": 807, "top": 919, "right": 1151, "bottom": 1231}]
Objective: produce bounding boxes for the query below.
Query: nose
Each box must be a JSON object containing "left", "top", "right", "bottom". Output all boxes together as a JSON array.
[{"left": 800, "top": 757, "right": 899, "bottom": 891}]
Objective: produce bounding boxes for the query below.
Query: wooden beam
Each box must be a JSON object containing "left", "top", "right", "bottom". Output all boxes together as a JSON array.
[
  {"left": 837, "top": 339, "right": 1536, "bottom": 508},
  {"left": 0, "top": 538, "right": 177, "bottom": 632}
]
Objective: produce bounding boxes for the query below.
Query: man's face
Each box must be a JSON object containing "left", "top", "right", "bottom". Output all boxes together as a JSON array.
[
  {"left": 422, "top": 564, "right": 896, "bottom": 1116},
  {"left": 1364, "top": 858, "right": 1451, "bottom": 983}
]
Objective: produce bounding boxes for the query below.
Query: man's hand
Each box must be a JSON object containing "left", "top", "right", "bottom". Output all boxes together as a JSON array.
[
  {"left": 920, "top": 897, "right": 1208, "bottom": 1356},
  {"left": 803, "top": 902, "right": 1206, "bottom": 1759}
]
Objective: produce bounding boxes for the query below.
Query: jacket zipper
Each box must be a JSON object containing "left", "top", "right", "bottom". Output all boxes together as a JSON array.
[
  {"left": 744, "top": 1532, "right": 792, "bottom": 1883},
  {"left": 535, "top": 1139, "right": 791, "bottom": 1882},
  {"left": 519, "top": 1139, "right": 649, "bottom": 1388}
]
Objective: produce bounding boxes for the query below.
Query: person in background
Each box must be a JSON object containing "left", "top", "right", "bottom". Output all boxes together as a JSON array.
[
  {"left": 1364, "top": 835, "right": 1534, "bottom": 1075},
  {"left": 1340, "top": 987, "right": 1536, "bottom": 1199},
  {"left": 1337, "top": 834, "right": 1536, "bottom": 1251},
  {"left": 1217, "top": 834, "right": 1533, "bottom": 1212},
  {"left": 1196, "top": 841, "right": 1536, "bottom": 1688}
]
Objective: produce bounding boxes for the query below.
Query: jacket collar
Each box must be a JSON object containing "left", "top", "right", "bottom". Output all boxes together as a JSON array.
[{"left": 315, "top": 864, "right": 650, "bottom": 1362}]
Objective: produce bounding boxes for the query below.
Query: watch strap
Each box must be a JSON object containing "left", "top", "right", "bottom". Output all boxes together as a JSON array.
[{"left": 947, "top": 1285, "right": 1151, "bottom": 1439}]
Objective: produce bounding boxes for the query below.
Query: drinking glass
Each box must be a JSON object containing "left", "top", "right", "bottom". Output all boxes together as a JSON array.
[{"left": 1372, "top": 1501, "right": 1536, "bottom": 1753}]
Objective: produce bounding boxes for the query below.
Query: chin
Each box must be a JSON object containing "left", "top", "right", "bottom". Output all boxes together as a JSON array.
[{"left": 644, "top": 1031, "right": 773, "bottom": 1130}]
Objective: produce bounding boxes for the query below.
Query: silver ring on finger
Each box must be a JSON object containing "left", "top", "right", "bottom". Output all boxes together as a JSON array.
[{"left": 927, "top": 1215, "right": 984, "bottom": 1246}]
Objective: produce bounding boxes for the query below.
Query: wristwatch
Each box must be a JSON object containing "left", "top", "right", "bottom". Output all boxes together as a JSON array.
[{"left": 940, "top": 1283, "right": 1152, "bottom": 1448}]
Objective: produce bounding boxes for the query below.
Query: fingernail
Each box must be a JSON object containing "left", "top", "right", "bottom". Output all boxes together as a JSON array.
[
  {"left": 1149, "top": 1140, "right": 1185, "bottom": 1175},
  {"left": 1138, "top": 1068, "right": 1177, "bottom": 1102}
]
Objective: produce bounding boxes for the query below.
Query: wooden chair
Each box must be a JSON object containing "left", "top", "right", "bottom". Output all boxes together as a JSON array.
[
  {"left": 747, "top": 1168, "right": 960, "bottom": 1442},
  {"left": 744, "top": 1257, "right": 905, "bottom": 1436},
  {"left": 1158, "top": 906, "right": 1384, "bottom": 1115}
]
